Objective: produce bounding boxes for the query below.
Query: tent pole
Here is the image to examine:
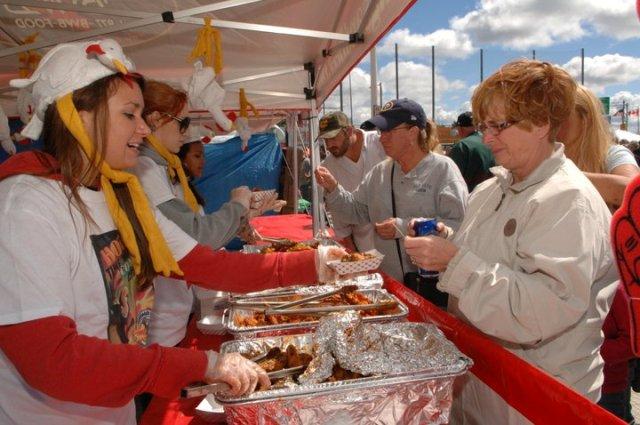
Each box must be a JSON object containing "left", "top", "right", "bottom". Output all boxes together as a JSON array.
[
  {"left": 178, "top": 18, "right": 352, "bottom": 41},
  {"left": 223, "top": 67, "right": 305, "bottom": 86},
  {"left": 370, "top": 47, "right": 378, "bottom": 115},
  {"left": 288, "top": 112, "right": 299, "bottom": 215},
  {"left": 309, "top": 99, "right": 327, "bottom": 236}
]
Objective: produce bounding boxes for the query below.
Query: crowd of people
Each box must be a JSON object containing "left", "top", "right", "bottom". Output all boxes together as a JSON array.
[
  {"left": 316, "top": 59, "right": 639, "bottom": 423},
  {"left": 0, "top": 36, "right": 639, "bottom": 424}
]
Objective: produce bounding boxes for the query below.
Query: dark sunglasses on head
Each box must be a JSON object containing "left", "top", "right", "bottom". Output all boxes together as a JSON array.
[{"left": 163, "top": 112, "right": 191, "bottom": 134}]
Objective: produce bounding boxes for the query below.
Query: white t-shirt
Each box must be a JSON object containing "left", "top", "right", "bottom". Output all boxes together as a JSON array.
[
  {"left": 131, "top": 155, "right": 196, "bottom": 347},
  {"left": 606, "top": 144, "right": 638, "bottom": 173},
  {"left": 0, "top": 175, "right": 196, "bottom": 425},
  {"left": 321, "top": 130, "right": 387, "bottom": 251}
]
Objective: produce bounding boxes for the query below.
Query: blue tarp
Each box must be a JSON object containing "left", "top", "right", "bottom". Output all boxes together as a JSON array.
[
  {"left": 195, "top": 132, "right": 283, "bottom": 214},
  {"left": 194, "top": 132, "right": 283, "bottom": 250}
]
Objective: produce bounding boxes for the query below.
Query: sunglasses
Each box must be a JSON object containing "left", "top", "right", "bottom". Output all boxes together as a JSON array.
[{"left": 163, "top": 112, "right": 191, "bottom": 134}]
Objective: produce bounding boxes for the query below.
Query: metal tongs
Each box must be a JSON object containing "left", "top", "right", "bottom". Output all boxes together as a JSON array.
[
  {"left": 180, "top": 351, "right": 306, "bottom": 399},
  {"left": 264, "top": 285, "right": 358, "bottom": 315},
  {"left": 264, "top": 301, "right": 398, "bottom": 316},
  {"left": 252, "top": 228, "right": 294, "bottom": 245},
  {"left": 263, "top": 285, "right": 399, "bottom": 316}
]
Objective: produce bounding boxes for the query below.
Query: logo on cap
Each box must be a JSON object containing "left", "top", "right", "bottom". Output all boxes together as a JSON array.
[{"left": 381, "top": 101, "right": 395, "bottom": 112}]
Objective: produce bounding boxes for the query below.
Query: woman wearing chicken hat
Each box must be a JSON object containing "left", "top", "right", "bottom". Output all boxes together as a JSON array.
[{"left": 0, "top": 39, "right": 342, "bottom": 424}]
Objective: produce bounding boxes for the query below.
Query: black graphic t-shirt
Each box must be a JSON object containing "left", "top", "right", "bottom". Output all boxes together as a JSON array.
[{"left": 91, "top": 230, "right": 153, "bottom": 346}]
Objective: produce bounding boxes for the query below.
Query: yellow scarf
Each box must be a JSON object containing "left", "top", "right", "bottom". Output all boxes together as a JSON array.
[
  {"left": 189, "top": 17, "right": 223, "bottom": 75},
  {"left": 56, "top": 93, "right": 183, "bottom": 277},
  {"left": 145, "top": 134, "right": 200, "bottom": 213}
]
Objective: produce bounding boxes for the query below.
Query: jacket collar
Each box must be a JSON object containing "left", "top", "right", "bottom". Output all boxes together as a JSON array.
[
  {"left": 491, "top": 142, "right": 565, "bottom": 193},
  {"left": 139, "top": 142, "right": 168, "bottom": 167}
]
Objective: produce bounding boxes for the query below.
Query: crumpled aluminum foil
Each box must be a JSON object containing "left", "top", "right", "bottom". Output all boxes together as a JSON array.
[
  {"left": 299, "top": 311, "right": 464, "bottom": 383},
  {"left": 217, "top": 315, "right": 471, "bottom": 425}
]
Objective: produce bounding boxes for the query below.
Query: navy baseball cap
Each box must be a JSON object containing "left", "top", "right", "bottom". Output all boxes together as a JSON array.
[
  {"left": 361, "top": 98, "right": 427, "bottom": 131},
  {"left": 453, "top": 111, "right": 474, "bottom": 128}
]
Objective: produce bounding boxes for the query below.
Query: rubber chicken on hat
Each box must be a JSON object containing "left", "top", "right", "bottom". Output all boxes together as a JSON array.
[{"left": 9, "top": 39, "right": 182, "bottom": 278}]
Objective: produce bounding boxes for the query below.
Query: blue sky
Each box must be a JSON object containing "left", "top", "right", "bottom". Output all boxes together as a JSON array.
[{"left": 325, "top": 0, "right": 640, "bottom": 132}]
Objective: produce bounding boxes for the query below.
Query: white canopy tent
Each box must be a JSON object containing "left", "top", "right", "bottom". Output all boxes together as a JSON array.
[{"left": 0, "top": 0, "right": 416, "bottom": 234}]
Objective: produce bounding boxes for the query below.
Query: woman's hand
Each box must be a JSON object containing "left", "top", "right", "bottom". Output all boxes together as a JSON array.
[
  {"left": 406, "top": 219, "right": 453, "bottom": 239},
  {"left": 230, "top": 186, "right": 252, "bottom": 211},
  {"left": 375, "top": 217, "right": 399, "bottom": 239},
  {"left": 404, "top": 235, "right": 459, "bottom": 272},
  {"left": 315, "top": 245, "right": 348, "bottom": 283},
  {"left": 314, "top": 166, "right": 338, "bottom": 193},
  {"left": 204, "top": 351, "right": 270, "bottom": 397}
]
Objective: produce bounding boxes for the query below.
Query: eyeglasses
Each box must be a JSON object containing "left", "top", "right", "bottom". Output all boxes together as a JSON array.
[
  {"left": 163, "top": 113, "right": 191, "bottom": 134},
  {"left": 477, "top": 120, "right": 518, "bottom": 136}
]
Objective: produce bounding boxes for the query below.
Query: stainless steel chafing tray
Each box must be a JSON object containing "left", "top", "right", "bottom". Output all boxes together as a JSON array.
[
  {"left": 216, "top": 323, "right": 471, "bottom": 425},
  {"left": 223, "top": 288, "right": 408, "bottom": 338}
]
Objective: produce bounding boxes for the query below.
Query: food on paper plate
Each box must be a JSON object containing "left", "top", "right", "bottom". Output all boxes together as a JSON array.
[{"left": 340, "top": 252, "right": 375, "bottom": 262}]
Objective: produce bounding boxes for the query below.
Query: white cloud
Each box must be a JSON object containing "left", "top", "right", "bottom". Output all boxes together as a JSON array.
[
  {"left": 611, "top": 91, "right": 640, "bottom": 109},
  {"left": 323, "top": 62, "right": 471, "bottom": 125},
  {"left": 561, "top": 54, "right": 640, "bottom": 94},
  {"left": 378, "top": 28, "right": 475, "bottom": 60},
  {"left": 451, "top": 0, "right": 640, "bottom": 50},
  {"left": 587, "top": 1, "right": 640, "bottom": 40}
]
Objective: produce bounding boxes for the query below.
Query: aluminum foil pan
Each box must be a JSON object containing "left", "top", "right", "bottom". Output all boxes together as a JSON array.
[
  {"left": 242, "top": 238, "right": 340, "bottom": 254},
  {"left": 223, "top": 289, "right": 408, "bottom": 338},
  {"left": 217, "top": 319, "right": 471, "bottom": 425}
]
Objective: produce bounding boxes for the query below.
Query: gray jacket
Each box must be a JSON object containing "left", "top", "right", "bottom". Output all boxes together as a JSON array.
[{"left": 132, "top": 144, "right": 246, "bottom": 249}]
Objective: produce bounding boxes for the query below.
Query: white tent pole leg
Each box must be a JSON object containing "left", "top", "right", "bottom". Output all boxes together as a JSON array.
[
  {"left": 309, "top": 99, "right": 326, "bottom": 236},
  {"left": 287, "top": 112, "right": 299, "bottom": 215},
  {"left": 370, "top": 47, "right": 379, "bottom": 115}
]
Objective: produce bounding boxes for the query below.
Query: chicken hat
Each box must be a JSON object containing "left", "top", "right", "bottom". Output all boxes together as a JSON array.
[
  {"left": 9, "top": 39, "right": 182, "bottom": 278},
  {"left": 10, "top": 38, "right": 134, "bottom": 140}
]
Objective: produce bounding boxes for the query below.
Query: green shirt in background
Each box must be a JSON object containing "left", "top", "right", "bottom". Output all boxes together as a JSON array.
[{"left": 448, "top": 132, "right": 495, "bottom": 192}]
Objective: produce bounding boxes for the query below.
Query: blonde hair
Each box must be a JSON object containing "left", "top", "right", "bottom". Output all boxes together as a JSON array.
[
  {"left": 561, "top": 85, "right": 611, "bottom": 173},
  {"left": 472, "top": 59, "right": 576, "bottom": 139},
  {"left": 417, "top": 119, "right": 439, "bottom": 153}
]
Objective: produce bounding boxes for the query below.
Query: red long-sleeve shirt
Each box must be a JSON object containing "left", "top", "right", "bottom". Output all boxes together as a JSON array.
[{"left": 600, "top": 284, "right": 635, "bottom": 394}]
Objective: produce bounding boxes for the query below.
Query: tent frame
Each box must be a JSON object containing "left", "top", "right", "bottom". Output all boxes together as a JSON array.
[
  {"left": 1, "top": 0, "right": 359, "bottom": 58},
  {"left": 0, "top": 0, "right": 409, "bottom": 235}
]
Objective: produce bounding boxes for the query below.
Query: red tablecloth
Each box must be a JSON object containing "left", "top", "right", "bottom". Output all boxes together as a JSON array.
[
  {"left": 141, "top": 214, "right": 622, "bottom": 425},
  {"left": 250, "top": 214, "right": 317, "bottom": 241}
]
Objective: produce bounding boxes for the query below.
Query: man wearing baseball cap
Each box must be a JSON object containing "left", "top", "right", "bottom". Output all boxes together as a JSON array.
[
  {"left": 448, "top": 111, "right": 495, "bottom": 192},
  {"left": 318, "top": 111, "right": 386, "bottom": 252},
  {"left": 316, "top": 99, "right": 468, "bottom": 307}
]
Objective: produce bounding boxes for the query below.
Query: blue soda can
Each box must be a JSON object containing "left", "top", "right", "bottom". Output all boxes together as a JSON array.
[{"left": 412, "top": 218, "right": 439, "bottom": 278}]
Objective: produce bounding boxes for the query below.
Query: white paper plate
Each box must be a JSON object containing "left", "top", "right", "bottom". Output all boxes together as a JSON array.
[
  {"left": 327, "top": 250, "right": 384, "bottom": 275},
  {"left": 251, "top": 189, "right": 277, "bottom": 202}
]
